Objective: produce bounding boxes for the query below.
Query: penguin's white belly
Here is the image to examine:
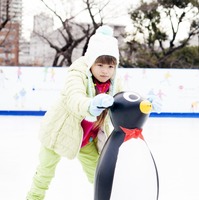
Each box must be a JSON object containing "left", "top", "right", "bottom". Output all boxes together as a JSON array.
[{"left": 110, "top": 139, "right": 158, "bottom": 200}]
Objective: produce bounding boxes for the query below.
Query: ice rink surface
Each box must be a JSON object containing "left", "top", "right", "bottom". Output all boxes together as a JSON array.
[{"left": 1, "top": 115, "right": 199, "bottom": 200}]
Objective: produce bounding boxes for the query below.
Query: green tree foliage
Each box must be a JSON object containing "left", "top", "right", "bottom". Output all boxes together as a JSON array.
[
  {"left": 158, "top": 0, "right": 199, "bottom": 8},
  {"left": 169, "top": 46, "right": 199, "bottom": 68},
  {"left": 123, "top": 0, "right": 199, "bottom": 68}
]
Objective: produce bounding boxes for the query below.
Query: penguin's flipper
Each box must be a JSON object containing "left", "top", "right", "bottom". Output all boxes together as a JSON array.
[{"left": 94, "top": 130, "right": 125, "bottom": 200}]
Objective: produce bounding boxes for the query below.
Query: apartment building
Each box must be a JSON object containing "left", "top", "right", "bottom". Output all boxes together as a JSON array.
[{"left": 0, "top": 0, "right": 22, "bottom": 66}]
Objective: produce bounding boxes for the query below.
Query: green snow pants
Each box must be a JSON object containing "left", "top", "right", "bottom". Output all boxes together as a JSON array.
[{"left": 26, "top": 141, "right": 99, "bottom": 200}]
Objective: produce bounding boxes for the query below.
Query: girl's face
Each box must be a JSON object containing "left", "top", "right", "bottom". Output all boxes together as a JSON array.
[{"left": 91, "top": 62, "right": 116, "bottom": 83}]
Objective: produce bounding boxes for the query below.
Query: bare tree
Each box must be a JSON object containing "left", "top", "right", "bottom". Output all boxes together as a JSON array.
[
  {"left": 0, "top": 0, "right": 12, "bottom": 46},
  {"left": 33, "top": 0, "right": 113, "bottom": 67},
  {"left": 0, "top": 0, "right": 11, "bottom": 30}
]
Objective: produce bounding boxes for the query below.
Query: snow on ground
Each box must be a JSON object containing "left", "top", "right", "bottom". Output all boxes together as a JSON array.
[{"left": 0, "top": 116, "right": 199, "bottom": 200}]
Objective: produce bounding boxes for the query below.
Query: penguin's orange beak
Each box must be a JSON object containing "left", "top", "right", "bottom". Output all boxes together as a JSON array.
[{"left": 140, "top": 100, "right": 152, "bottom": 114}]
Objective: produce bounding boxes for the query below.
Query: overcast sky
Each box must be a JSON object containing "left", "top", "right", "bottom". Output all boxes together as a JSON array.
[
  {"left": 22, "top": 0, "right": 140, "bottom": 40},
  {"left": 22, "top": 0, "right": 193, "bottom": 43}
]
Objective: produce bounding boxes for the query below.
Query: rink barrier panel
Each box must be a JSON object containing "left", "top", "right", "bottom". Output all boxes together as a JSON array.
[
  {"left": 150, "top": 112, "right": 199, "bottom": 118},
  {"left": 1, "top": 67, "right": 199, "bottom": 115},
  {"left": 0, "top": 111, "right": 199, "bottom": 118}
]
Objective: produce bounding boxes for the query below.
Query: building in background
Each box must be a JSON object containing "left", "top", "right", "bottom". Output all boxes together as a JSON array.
[
  {"left": 19, "top": 13, "right": 55, "bottom": 66},
  {"left": 0, "top": 0, "right": 22, "bottom": 24},
  {"left": 0, "top": 0, "right": 22, "bottom": 66},
  {"left": 29, "top": 13, "right": 55, "bottom": 66},
  {"left": 0, "top": 23, "right": 20, "bottom": 65},
  {"left": 19, "top": 12, "right": 126, "bottom": 67}
]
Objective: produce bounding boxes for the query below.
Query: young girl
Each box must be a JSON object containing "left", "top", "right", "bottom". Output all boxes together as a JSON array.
[{"left": 26, "top": 25, "right": 122, "bottom": 200}]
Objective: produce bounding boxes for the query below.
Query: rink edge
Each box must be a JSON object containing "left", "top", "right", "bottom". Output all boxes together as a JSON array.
[{"left": 0, "top": 111, "right": 199, "bottom": 118}]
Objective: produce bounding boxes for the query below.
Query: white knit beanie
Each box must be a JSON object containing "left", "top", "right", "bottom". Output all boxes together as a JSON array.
[{"left": 85, "top": 25, "right": 119, "bottom": 68}]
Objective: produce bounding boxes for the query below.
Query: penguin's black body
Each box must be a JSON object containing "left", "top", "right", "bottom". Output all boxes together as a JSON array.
[{"left": 94, "top": 91, "right": 159, "bottom": 200}]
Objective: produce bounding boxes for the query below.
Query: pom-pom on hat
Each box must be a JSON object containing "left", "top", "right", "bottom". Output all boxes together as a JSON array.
[{"left": 85, "top": 25, "right": 119, "bottom": 68}]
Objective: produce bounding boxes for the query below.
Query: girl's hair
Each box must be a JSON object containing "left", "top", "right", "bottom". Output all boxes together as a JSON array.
[
  {"left": 94, "top": 55, "right": 117, "bottom": 66},
  {"left": 93, "top": 55, "right": 116, "bottom": 129},
  {"left": 94, "top": 109, "right": 108, "bottom": 130}
]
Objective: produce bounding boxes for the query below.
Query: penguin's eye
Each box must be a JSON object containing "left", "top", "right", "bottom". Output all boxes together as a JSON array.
[{"left": 123, "top": 92, "right": 140, "bottom": 102}]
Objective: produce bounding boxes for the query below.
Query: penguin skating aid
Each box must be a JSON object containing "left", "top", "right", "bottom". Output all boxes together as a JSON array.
[{"left": 94, "top": 91, "right": 159, "bottom": 200}]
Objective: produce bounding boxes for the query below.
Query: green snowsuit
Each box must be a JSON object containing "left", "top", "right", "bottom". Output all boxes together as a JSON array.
[{"left": 27, "top": 56, "right": 122, "bottom": 200}]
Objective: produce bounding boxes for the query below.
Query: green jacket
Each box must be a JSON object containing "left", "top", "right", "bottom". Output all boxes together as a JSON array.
[{"left": 39, "top": 56, "right": 122, "bottom": 159}]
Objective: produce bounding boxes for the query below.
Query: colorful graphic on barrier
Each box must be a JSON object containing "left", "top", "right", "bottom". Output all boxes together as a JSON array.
[{"left": 0, "top": 67, "right": 199, "bottom": 113}]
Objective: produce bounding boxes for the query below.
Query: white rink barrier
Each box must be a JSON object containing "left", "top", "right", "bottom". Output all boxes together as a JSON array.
[{"left": 0, "top": 66, "right": 199, "bottom": 117}]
